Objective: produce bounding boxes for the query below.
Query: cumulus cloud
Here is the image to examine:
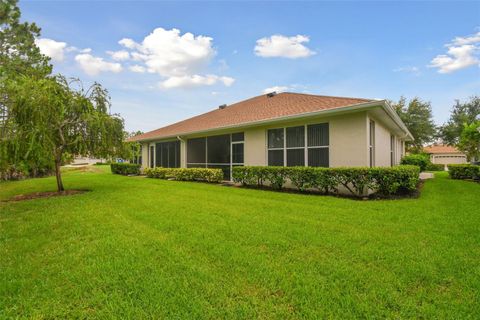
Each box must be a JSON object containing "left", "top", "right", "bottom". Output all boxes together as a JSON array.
[
  {"left": 107, "top": 50, "right": 130, "bottom": 61},
  {"left": 159, "top": 74, "right": 234, "bottom": 89},
  {"left": 429, "top": 31, "right": 480, "bottom": 73},
  {"left": 35, "top": 38, "right": 67, "bottom": 61},
  {"left": 129, "top": 65, "right": 146, "bottom": 73},
  {"left": 117, "top": 27, "right": 233, "bottom": 88},
  {"left": 254, "top": 34, "right": 315, "bottom": 58},
  {"left": 74, "top": 54, "right": 123, "bottom": 76},
  {"left": 262, "top": 86, "right": 290, "bottom": 94}
]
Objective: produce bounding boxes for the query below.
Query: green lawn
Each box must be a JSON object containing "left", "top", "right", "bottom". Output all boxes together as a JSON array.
[{"left": 1, "top": 167, "right": 479, "bottom": 319}]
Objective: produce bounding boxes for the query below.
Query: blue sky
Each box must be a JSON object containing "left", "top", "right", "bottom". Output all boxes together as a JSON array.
[{"left": 21, "top": 1, "right": 480, "bottom": 132}]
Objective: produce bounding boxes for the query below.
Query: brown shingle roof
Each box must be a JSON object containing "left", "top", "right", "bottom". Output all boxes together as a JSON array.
[
  {"left": 129, "top": 92, "right": 374, "bottom": 141},
  {"left": 424, "top": 145, "right": 463, "bottom": 154}
]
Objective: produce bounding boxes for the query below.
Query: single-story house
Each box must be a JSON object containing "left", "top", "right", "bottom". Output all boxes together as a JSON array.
[
  {"left": 129, "top": 92, "right": 413, "bottom": 179},
  {"left": 424, "top": 145, "right": 467, "bottom": 166}
]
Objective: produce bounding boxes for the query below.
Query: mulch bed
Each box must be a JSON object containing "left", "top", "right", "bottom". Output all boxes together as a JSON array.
[{"left": 3, "top": 190, "right": 89, "bottom": 202}]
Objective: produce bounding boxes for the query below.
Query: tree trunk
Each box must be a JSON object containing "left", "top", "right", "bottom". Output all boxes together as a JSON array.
[{"left": 55, "top": 156, "right": 64, "bottom": 192}]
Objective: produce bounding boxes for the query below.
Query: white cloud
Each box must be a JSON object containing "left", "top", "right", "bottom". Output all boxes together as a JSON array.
[
  {"left": 429, "top": 31, "right": 480, "bottom": 73},
  {"left": 262, "top": 86, "right": 289, "bottom": 94},
  {"left": 129, "top": 65, "right": 146, "bottom": 73},
  {"left": 66, "top": 46, "right": 91, "bottom": 53},
  {"left": 35, "top": 38, "right": 67, "bottom": 62},
  {"left": 159, "top": 74, "right": 234, "bottom": 89},
  {"left": 119, "top": 28, "right": 215, "bottom": 77},
  {"left": 117, "top": 27, "right": 233, "bottom": 89},
  {"left": 74, "top": 54, "right": 123, "bottom": 76},
  {"left": 393, "top": 66, "right": 421, "bottom": 76},
  {"left": 107, "top": 50, "right": 130, "bottom": 61},
  {"left": 254, "top": 34, "right": 315, "bottom": 58}
]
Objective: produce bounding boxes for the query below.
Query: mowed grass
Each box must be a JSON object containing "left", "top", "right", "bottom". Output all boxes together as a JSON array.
[{"left": 1, "top": 167, "right": 479, "bottom": 319}]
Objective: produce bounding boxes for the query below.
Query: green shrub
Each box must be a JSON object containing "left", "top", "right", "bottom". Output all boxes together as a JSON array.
[
  {"left": 426, "top": 163, "right": 445, "bottom": 171},
  {"left": 111, "top": 163, "right": 141, "bottom": 175},
  {"left": 448, "top": 164, "right": 480, "bottom": 181},
  {"left": 144, "top": 167, "right": 223, "bottom": 183},
  {"left": 400, "top": 154, "right": 430, "bottom": 171},
  {"left": 232, "top": 165, "right": 420, "bottom": 197}
]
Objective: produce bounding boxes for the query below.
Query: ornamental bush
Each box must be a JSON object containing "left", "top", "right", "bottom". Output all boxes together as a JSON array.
[
  {"left": 111, "top": 163, "right": 141, "bottom": 175},
  {"left": 448, "top": 164, "right": 480, "bottom": 181},
  {"left": 400, "top": 154, "right": 430, "bottom": 171},
  {"left": 426, "top": 163, "right": 445, "bottom": 171},
  {"left": 144, "top": 167, "right": 223, "bottom": 183},
  {"left": 232, "top": 165, "right": 420, "bottom": 197}
]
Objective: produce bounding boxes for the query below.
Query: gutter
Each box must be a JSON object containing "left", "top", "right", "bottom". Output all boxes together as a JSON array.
[{"left": 133, "top": 100, "right": 413, "bottom": 142}]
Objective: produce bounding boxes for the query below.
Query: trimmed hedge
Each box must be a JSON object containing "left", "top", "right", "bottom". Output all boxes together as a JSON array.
[
  {"left": 144, "top": 167, "right": 223, "bottom": 183},
  {"left": 426, "top": 163, "right": 445, "bottom": 171},
  {"left": 111, "top": 163, "right": 141, "bottom": 175},
  {"left": 448, "top": 164, "right": 480, "bottom": 181},
  {"left": 400, "top": 154, "right": 430, "bottom": 171},
  {"left": 232, "top": 165, "right": 420, "bottom": 197}
]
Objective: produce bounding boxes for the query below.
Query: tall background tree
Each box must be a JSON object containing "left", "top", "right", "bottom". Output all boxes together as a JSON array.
[
  {"left": 1, "top": 0, "right": 125, "bottom": 189},
  {"left": 392, "top": 97, "right": 437, "bottom": 153},
  {"left": 458, "top": 121, "right": 480, "bottom": 162},
  {"left": 439, "top": 96, "right": 480, "bottom": 146}
]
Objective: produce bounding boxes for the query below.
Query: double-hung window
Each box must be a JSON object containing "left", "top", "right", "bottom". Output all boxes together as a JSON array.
[
  {"left": 267, "top": 123, "right": 329, "bottom": 167},
  {"left": 390, "top": 134, "right": 395, "bottom": 166}
]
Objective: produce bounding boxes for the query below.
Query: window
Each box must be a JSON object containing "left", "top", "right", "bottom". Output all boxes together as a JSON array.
[
  {"left": 186, "top": 132, "right": 244, "bottom": 180},
  {"left": 267, "top": 123, "right": 329, "bottom": 167},
  {"left": 369, "top": 120, "right": 375, "bottom": 167},
  {"left": 390, "top": 135, "right": 395, "bottom": 166},
  {"left": 155, "top": 141, "right": 180, "bottom": 168},
  {"left": 149, "top": 146, "right": 154, "bottom": 168},
  {"left": 267, "top": 128, "right": 284, "bottom": 166},
  {"left": 307, "top": 123, "right": 329, "bottom": 167},
  {"left": 286, "top": 126, "right": 305, "bottom": 166}
]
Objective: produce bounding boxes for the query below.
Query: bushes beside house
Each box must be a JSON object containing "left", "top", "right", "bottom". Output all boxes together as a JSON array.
[
  {"left": 448, "top": 164, "right": 480, "bottom": 181},
  {"left": 144, "top": 167, "right": 223, "bottom": 183},
  {"left": 426, "top": 163, "right": 445, "bottom": 171},
  {"left": 111, "top": 163, "right": 141, "bottom": 175},
  {"left": 400, "top": 154, "right": 430, "bottom": 171},
  {"left": 232, "top": 166, "right": 420, "bottom": 197}
]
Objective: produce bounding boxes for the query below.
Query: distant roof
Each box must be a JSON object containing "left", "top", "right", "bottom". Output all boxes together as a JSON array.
[
  {"left": 129, "top": 92, "right": 376, "bottom": 142},
  {"left": 424, "top": 145, "right": 463, "bottom": 154}
]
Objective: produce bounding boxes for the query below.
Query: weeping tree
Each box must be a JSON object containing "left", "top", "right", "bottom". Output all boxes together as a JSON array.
[{"left": 5, "top": 75, "right": 125, "bottom": 191}]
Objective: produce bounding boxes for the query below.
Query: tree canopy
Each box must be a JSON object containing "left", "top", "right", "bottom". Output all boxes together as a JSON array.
[
  {"left": 458, "top": 121, "right": 480, "bottom": 162},
  {"left": 392, "top": 97, "right": 437, "bottom": 153},
  {"left": 439, "top": 96, "right": 480, "bottom": 146}
]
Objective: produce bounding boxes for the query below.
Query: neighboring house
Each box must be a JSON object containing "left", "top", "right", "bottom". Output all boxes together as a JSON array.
[
  {"left": 129, "top": 92, "right": 413, "bottom": 179},
  {"left": 424, "top": 145, "right": 467, "bottom": 166}
]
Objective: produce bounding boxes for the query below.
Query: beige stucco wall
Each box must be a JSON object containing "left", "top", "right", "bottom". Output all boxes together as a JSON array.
[
  {"left": 244, "top": 127, "right": 266, "bottom": 166},
  {"left": 368, "top": 114, "right": 392, "bottom": 167},
  {"left": 242, "top": 111, "right": 369, "bottom": 167},
  {"left": 141, "top": 143, "right": 149, "bottom": 168}
]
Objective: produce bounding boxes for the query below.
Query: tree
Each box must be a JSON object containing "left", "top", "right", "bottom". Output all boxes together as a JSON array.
[
  {"left": 5, "top": 75, "right": 125, "bottom": 191},
  {"left": 439, "top": 96, "right": 480, "bottom": 145},
  {"left": 458, "top": 121, "right": 480, "bottom": 162},
  {"left": 1, "top": 0, "right": 52, "bottom": 177},
  {"left": 392, "top": 97, "right": 437, "bottom": 153}
]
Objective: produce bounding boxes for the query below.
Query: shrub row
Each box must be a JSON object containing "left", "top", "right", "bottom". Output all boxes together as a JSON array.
[
  {"left": 426, "top": 163, "right": 445, "bottom": 171},
  {"left": 232, "top": 165, "right": 420, "bottom": 197},
  {"left": 111, "top": 163, "right": 141, "bottom": 175},
  {"left": 144, "top": 167, "right": 223, "bottom": 183},
  {"left": 448, "top": 164, "right": 480, "bottom": 181},
  {"left": 400, "top": 154, "right": 430, "bottom": 171}
]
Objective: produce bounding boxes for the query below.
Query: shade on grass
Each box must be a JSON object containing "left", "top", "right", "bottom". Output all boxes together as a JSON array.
[{"left": 1, "top": 167, "right": 479, "bottom": 318}]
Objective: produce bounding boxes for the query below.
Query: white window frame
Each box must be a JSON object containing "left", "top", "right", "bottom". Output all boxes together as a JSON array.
[{"left": 267, "top": 123, "right": 329, "bottom": 167}]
